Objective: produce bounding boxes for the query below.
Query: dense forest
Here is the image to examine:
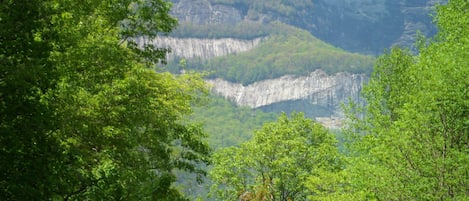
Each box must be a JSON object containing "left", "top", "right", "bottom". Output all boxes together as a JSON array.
[
  {"left": 1, "top": 0, "right": 468, "bottom": 201},
  {"left": 190, "top": 95, "right": 277, "bottom": 148}
]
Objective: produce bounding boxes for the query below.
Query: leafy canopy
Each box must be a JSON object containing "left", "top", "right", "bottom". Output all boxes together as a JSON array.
[
  {"left": 0, "top": 0, "right": 210, "bottom": 200},
  {"left": 210, "top": 113, "right": 343, "bottom": 201},
  {"left": 341, "top": 0, "right": 469, "bottom": 200}
]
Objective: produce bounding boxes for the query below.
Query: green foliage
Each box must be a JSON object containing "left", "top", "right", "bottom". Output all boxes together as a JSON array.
[
  {"left": 341, "top": 0, "right": 469, "bottom": 200},
  {"left": 167, "top": 22, "right": 374, "bottom": 85},
  {"left": 0, "top": 0, "right": 210, "bottom": 200},
  {"left": 0, "top": 1, "right": 58, "bottom": 199},
  {"left": 174, "top": 95, "right": 277, "bottom": 200},
  {"left": 170, "top": 21, "right": 275, "bottom": 39},
  {"left": 207, "top": 23, "right": 374, "bottom": 85},
  {"left": 210, "top": 113, "right": 343, "bottom": 200},
  {"left": 190, "top": 95, "right": 278, "bottom": 149}
]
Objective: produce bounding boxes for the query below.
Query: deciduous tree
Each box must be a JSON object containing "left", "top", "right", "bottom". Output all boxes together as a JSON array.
[
  {"left": 0, "top": 0, "right": 210, "bottom": 200},
  {"left": 210, "top": 113, "right": 342, "bottom": 200},
  {"left": 343, "top": 0, "right": 469, "bottom": 199}
]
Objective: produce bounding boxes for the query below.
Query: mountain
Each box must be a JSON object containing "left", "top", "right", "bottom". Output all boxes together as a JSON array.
[
  {"left": 143, "top": 22, "right": 371, "bottom": 122},
  {"left": 143, "top": 0, "right": 446, "bottom": 128},
  {"left": 169, "top": 0, "right": 446, "bottom": 54}
]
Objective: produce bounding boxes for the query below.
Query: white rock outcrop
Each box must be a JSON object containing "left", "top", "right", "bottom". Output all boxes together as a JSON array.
[
  {"left": 207, "top": 69, "right": 366, "bottom": 113},
  {"left": 135, "top": 37, "right": 263, "bottom": 60}
]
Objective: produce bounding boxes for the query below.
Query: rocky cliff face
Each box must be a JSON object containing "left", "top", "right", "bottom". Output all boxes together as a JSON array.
[
  {"left": 169, "top": 0, "right": 446, "bottom": 54},
  {"left": 136, "top": 37, "right": 263, "bottom": 60},
  {"left": 303, "top": 0, "right": 445, "bottom": 54},
  {"left": 309, "top": 0, "right": 438, "bottom": 50},
  {"left": 207, "top": 70, "right": 367, "bottom": 117},
  {"left": 170, "top": 0, "right": 244, "bottom": 25},
  {"left": 159, "top": 0, "right": 444, "bottom": 124}
]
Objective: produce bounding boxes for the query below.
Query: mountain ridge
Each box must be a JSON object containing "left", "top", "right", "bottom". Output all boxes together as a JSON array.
[
  {"left": 155, "top": 0, "right": 446, "bottom": 121},
  {"left": 169, "top": 0, "right": 446, "bottom": 54}
]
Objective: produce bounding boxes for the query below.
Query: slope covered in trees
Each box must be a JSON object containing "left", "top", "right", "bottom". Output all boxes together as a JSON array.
[
  {"left": 167, "top": 22, "right": 375, "bottom": 85},
  {"left": 204, "top": 23, "right": 374, "bottom": 85},
  {"left": 190, "top": 95, "right": 278, "bottom": 148}
]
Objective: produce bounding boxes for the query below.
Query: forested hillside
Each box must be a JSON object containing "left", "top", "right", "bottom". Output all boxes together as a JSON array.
[
  {"left": 190, "top": 95, "right": 277, "bottom": 148},
  {"left": 165, "top": 0, "right": 379, "bottom": 85},
  {"left": 151, "top": 0, "right": 384, "bottom": 123},
  {"left": 168, "top": 22, "right": 374, "bottom": 85},
  {"left": 159, "top": 0, "right": 441, "bottom": 122}
]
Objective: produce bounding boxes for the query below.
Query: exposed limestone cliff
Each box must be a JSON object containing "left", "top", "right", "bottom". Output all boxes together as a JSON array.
[
  {"left": 207, "top": 70, "right": 367, "bottom": 116},
  {"left": 135, "top": 36, "right": 263, "bottom": 60}
]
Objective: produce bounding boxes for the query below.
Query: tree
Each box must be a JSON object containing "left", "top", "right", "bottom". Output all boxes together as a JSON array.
[
  {"left": 0, "top": 1, "right": 60, "bottom": 199},
  {"left": 343, "top": 0, "right": 469, "bottom": 200},
  {"left": 0, "top": 0, "right": 210, "bottom": 200},
  {"left": 210, "top": 113, "right": 343, "bottom": 200}
]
